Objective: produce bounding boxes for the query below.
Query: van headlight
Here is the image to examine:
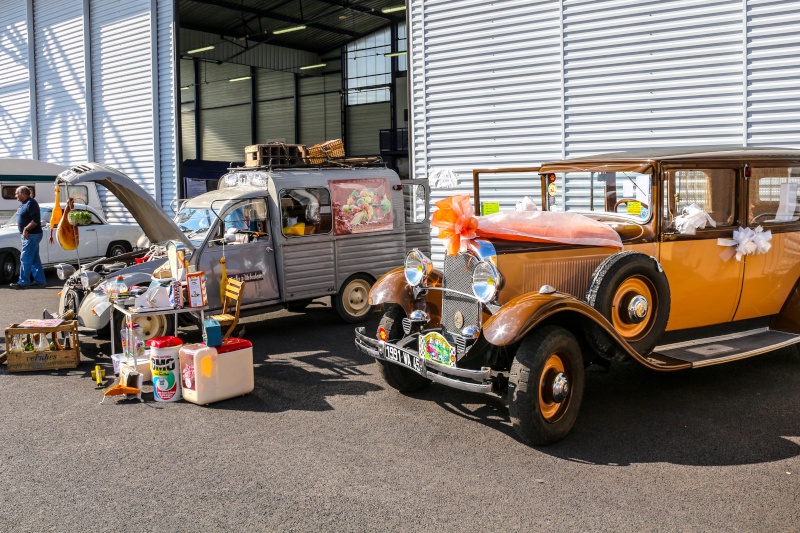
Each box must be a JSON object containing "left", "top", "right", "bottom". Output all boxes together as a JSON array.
[
  {"left": 404, "top": 249, "right": 433, "bottom": 287},
  {"left": 472, "top": 261, "right": 501, "bottom": 303}
]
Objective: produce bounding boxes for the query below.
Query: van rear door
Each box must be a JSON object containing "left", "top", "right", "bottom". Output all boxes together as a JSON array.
[{"left": 402, "top": 178, "right": 431, "bottom": 256}]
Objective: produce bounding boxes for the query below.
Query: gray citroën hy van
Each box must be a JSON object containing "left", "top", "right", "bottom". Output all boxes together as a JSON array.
[{"left": 56, "top": 161, "right": 430, "bottom": 338}]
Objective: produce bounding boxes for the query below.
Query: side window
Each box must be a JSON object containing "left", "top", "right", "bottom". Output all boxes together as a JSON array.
[
  {"left": 90, "top": 212, "right": 104, "bottom": 225},
  {"left": 404, "top": 183, "right": 428, "bottom": 223},
  {"left": 664, "top": 169, "right": 736, "bottom": 229},
  {"left": 221, "top": 200, "right": 269, "bottom": 244},
  {"left": 280, "top": 188, "right": 332, "bottom": 237},
  {"left": 2, "top": 186, "right": 35, "bottom": 199},
  {"left": 748, "top": 167, "right": 800, "bottom": 225}
]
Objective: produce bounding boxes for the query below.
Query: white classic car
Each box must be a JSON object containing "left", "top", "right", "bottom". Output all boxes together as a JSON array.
[{"left": 0, "top": 203, "right": 143, "bottom": 284}]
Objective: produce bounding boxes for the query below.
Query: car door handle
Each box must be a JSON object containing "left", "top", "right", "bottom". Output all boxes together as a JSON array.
[
  {"left": 265, "top": 246, "right": 273, "bottom": 252},
  {"left": 85, "top": 228, "right": 96, "bottom": 232}
]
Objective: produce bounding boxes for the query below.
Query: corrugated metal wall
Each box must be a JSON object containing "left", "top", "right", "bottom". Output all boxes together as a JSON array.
[
  {"left": 180, "top": 58, "right": 195, "bottom": 159},
  {"left": 0, "top": 0, "right": 177, "bottom": 222},
  {"left": 257, "top": 70, "right": 295, "bottom": 144},
  {"left": 34, "top": 0, "right": 88, "bottom": 164},
  {"left": 198, "top": 62, "right": 251, "bottom": 161},
  {"left": 298, "top": 72, "right": 342, "bottom": 147},
  {"left": 410, "top": 0, "right": 800, "bottom": 263},
  {"left": 746, "top": 0, "right": 800, "bottom": 146},
  {"left": 0, "top": 1, "right": 33, "bottom": 159},
  {"left": 346, "top": 102, "right": 391, "bottom": 155},
  {"left": 157, "top": 0, "right": 177, "bottom": 209},
  {"left": 90, "top": 0, "right": 155, "bottom": 222}
]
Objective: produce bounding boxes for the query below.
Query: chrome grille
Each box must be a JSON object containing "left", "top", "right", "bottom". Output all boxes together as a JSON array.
[{"left": 441, "top": 253, "right": 482, "bottom": 333}]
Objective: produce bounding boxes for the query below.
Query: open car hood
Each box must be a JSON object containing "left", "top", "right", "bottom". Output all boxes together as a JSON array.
[{"left": 56, "top": 163, "right": 194, "bottom": 251}]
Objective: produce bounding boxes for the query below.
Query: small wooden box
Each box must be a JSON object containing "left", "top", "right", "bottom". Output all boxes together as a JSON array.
[
  {"left": 244, "top": 143, "right": 308, "bottom": 167},
  {"left": 1, "top": 321, "right": 80, "bottom": 372}
]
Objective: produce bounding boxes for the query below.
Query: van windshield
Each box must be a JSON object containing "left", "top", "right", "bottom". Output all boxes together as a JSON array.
[{"left": 175, "top": 207, "right": 215, "bottom": 245}]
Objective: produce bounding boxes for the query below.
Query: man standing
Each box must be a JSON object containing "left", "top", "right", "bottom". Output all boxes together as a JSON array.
[{"left": 11, "top": 186, "right": 46, "bottom": 289}]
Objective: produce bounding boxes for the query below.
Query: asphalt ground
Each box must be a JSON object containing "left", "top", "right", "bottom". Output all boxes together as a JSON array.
[{"left": 0, "top": 271, "right": 798, "bottom": 532}]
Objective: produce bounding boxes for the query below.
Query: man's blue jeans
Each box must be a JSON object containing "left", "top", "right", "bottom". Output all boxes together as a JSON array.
[{"left": 18, "top": 232, "right": 46, "bottom": 286}]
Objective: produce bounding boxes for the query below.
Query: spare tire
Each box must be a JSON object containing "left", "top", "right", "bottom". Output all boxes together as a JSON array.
[{"left": 585, "top": 251, "right": 670, "bottom": 356}]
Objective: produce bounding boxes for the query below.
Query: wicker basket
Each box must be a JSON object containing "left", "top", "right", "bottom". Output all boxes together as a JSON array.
[{"left": 307, "top": 139, "right": 345, "bottom": 164}]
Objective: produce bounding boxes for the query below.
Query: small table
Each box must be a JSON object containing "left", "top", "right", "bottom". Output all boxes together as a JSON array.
[{"left": 110, "top": 303, "right": 207, "bottom": 352}]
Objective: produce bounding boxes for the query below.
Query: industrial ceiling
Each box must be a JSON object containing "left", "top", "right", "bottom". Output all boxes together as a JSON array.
[{"left": 178, "top": 0, "right": 407, "bottom": 55}]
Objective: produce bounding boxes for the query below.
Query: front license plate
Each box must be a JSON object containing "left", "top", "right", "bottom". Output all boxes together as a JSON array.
[{"left": 384, "top": 343, "right": 424, "bottom": 375}]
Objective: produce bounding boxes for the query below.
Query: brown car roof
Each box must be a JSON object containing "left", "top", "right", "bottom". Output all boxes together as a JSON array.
[{"left": 539, "top": 146, "right": 800, "bottom": 173}]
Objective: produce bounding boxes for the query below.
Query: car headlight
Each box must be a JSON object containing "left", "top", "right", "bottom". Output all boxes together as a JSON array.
[
  {"left": 55, "top": 263, "right": 76, "bottom": 280},
  {"left": 81, "top": 271, "right": 102, "bottom": 289},
  {"left": 472, "top": 261, "right": 501, "bottom": 303},
  {"left": 404, "top": 249, "right": 433, "bottom": 287}
]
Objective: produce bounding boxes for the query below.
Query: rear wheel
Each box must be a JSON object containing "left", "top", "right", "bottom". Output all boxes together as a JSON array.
[
  {"left": 334, "top": 273, "right": 374, "bottom": 323},
  {"left": 376, "top": 304, "right": 431, "bottom": 393},
  {"left": 0, "top": 251, "right": 17, "bottom": 284},
  {"left": 106, "top": 241, "right": 131, "bottom": 258},
  {"left": 508, "top": 326, "right": 585, "bottom": 446}
]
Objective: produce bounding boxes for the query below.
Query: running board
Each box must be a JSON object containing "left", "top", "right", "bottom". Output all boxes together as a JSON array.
[{"left": 652, "top": 327, "right": 800, "bottom": 368}]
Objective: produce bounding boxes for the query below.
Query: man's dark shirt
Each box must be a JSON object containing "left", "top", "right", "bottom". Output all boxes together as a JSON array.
[{"left": 17, "top": 197, "right": 43, "bottom": 235}]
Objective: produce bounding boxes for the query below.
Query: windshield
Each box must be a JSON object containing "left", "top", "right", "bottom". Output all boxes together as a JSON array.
[
  {"left": 2, "top": 208, "right": 53, "bottom": 228},
  {"left": 175, "top": 207, "right": 216, "bottom": 245},
  {"left": 545, "top": 171, "right": 653, "bottom": 222}
]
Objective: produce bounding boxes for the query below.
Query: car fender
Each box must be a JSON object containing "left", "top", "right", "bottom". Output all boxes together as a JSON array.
[
  {"left": 482, "top": 290, "right": 676, "bottom": 371},
  {"left": 368, "top": 267, "right": 443, "bottom": 324},
  {"left": 74, "top": 269, "right": 156, "bottom": 331}
]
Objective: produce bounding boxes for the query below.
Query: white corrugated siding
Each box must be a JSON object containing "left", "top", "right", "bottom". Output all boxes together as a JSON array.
[
  {"left": 410, "top": 0, "right": 563, "bottom": 263},
  {"left": 157, "top": 0, "right": 177, "bottom": 209},
  {"left": 563, "top": 0, "right": 745, "bottom": 155},
  {"left": 0, "top": 1, "right": 33, "bottom": 158},
  {"left": 745, "top": 0, "right": 800, "bottom": 147},
  {"left": 34, "top": 0, "right": 88, "bottom": 165},
  {"left": 90, "top": 0, "right": 155, "bottom": 223}
]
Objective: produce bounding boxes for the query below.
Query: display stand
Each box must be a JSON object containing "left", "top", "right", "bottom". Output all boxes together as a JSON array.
[{"left": 110, "top": 304, "right": 206, "bottom": 370}]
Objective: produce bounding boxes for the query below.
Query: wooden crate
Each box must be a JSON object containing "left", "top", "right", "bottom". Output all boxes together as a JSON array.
[
  {"left": 0, "top": 321, "right": 80, "bottom": 372},
  {"left": 245, "top": 143, "right": 308, "bottom": 167},
  {"left": 307, "top": 139, "right": 345, "bottom": 164}
]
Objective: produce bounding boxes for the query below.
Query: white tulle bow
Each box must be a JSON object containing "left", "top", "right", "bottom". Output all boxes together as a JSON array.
[
  {"left": 674, "top": 203, "right": 716, "bottom": 235},
  {"left": 717, "top": 226, "right": 772, "bottom": 262}
]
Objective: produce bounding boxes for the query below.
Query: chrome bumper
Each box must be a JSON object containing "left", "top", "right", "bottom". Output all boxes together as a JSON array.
[{"left": 354, "top": 327, "right": 494, "bottom": 394}]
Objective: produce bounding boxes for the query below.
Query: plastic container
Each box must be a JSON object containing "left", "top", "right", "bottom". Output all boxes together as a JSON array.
[
  {"left": 147, "top": 336, "right": 184, "bottom": 402},
  {"left": 108, "top": 275, "right": 128, "bottom": 301},
  {"left": 179, "top": 338, "right": 253, "bottom": 405},
  {"left": 120, "top": 323, "right": 145, "bottom": 359},
  {"left": 112, "top": 351, "right": 152, "bottom": 381}
]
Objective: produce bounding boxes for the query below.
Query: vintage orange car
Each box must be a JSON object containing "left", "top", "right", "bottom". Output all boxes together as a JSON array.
[{"left": 355, "top": 147, "right": 800, "bottom": 445}]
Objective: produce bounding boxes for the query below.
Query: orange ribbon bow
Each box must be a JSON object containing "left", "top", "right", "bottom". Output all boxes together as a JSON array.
[{"left": 431, "top": 195, "right": 479, "bottom": 256}]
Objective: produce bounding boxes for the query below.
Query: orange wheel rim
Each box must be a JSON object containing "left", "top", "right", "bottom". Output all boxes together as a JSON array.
[
  {"left": 610, "top": 276, "right": 654, "bottom": 341},
  {"left": 538, "top": 353, "right": 570, "bottom": 422}
]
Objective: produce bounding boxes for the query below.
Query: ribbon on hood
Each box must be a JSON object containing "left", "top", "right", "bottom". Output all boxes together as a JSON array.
[
  {"left": 717, "top": 226, "right": 772, "bottom": 262},
  {"left": 431, "top": 195, "right": 479, "bottom": 256}
]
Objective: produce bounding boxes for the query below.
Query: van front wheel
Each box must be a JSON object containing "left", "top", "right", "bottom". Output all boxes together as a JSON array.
[{"left": 334, "top": 273, "right": 374, "bottom": 323}]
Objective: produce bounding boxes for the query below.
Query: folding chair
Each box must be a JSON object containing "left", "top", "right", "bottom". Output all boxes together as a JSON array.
[{"left": 210, "top": 278, "right": 245, "bottom": 338}]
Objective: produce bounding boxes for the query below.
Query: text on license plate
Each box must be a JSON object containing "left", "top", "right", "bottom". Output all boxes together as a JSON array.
[{"left": 384, "top": 344, "right": 423, "bottom": 373}]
